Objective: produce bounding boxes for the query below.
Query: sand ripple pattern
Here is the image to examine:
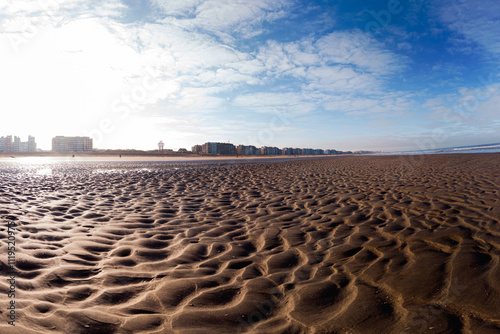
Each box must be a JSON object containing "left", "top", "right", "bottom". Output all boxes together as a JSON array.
[{"left": 0, "top": 154, "right": 499, "bottom": 333}]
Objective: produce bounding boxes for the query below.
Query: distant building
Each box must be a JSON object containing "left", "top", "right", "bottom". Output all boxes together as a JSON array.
[
  {"left": 0, "top": 136, "right": 12, "bottom": 152},
  {"left": 28, "top": 136, "right": 36, "bottom": 152},
  {"left": 0, "top": 135, "right": 36, "bottom": 152},
  {"left": 261, "top": 146, "right": 282, "bottom": 155},
  {"left": 178, "top": 148, "right": 188, "bottom": 153},
  {"left": 237, "top": 145, "right": 258, "bottom": 155},
  {"left": 201, "top": 142, "right": 236, "bottom": 155},
  {"left": 191, "top": 145, "right": 202, "bottom": 154},
  {"left": 282, "top": 147, "right": 294, "bottom": 155},
  {"left": 325, "top": 149, "right": 342, "bottom": 155},
  {"left": 13, "top": 136, "right": 20, "bottom": 152},
  {"left": 302, "top": 148, "right": 314, "bottom": 155},
  {"left": 52, "top": 136, "right": 93, "bottom": 152}
]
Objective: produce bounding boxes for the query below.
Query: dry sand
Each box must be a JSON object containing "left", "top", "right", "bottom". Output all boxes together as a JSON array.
[{"left": 0, "top": 153, "right": 499, "bottom": 333}]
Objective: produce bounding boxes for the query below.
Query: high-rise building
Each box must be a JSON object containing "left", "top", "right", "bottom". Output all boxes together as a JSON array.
[
  {"left": 28, "top": 136, "right": 36, "bottom": 152},
  {"left": 52, "top": 136, "right": 93, "bottom": 152},
  {"left": 0, "top": 136, "right": 12, "bottom": 152},
  {"left": 13, "top": 136, "right": 20, "bottom": 152}
]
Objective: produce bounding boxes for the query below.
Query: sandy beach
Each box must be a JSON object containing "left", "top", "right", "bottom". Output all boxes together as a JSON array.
[
  {"left": 0, "top": 154, "right": 343, "bottom": 163},
  {"left": 0, "top": 153, "right": 499, "bottom": 333}
]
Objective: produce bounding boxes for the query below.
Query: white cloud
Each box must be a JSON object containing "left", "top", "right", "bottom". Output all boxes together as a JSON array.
[
  {"left": 436, "top": 0, "right": 500, "bottom": 61},
  {"left": 0, "top": 0, "right": 126, "bottom": 23},
  {"left": 256, "top": 30, "right": 406, "bottom": 94},
  {"left": 426, "top": 82, "right": 500, "bottom": 121},
  {"left": 138, "top": 22, "right": 265, "bottom": 86},
  {"left": 233, "top": 92, "right": 317, "bottom": 115},
  {"left": 323, "top": 93, "right": 412, "bottom": 117},
  {"left": 315, "top": 30, "right": 404, "bottom": 75},
  {"left": 304, "top": 66, "right": 378, "bottom": 93},
  {"left": 149, "top": 0, "right": 206, "bottom": 17},
  {"left": 153, "top": 0, "right": 290, "bottom": 38},
  {"left": 175, "top": 87, "right": 226, "bottom": 111}
]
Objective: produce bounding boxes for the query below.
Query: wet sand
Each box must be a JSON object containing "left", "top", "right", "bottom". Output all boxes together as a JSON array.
[
  {"left": 0, "top": 153, "right": 499, "bottom": 333},
  {"left": 1, "top": 154, "right": 340, "bottom": 162}
]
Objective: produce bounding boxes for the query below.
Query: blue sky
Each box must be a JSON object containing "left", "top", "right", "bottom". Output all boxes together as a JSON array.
[{"left": 1, "top": 0, "right": 499, "bottom": 152}]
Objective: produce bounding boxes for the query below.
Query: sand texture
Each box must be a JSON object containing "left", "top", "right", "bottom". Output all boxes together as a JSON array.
[{"left": 0, "top": 154, "right": 499, "bottom": 333}]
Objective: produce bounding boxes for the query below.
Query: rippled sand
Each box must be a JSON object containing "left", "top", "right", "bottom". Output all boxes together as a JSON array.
[{"left": 0, "top": 154, "right": 499, "bottom": 333}]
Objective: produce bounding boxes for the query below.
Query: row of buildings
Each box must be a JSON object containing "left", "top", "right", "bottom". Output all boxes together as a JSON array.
[
  {"left": 0, "top": 135, "right": 37, "bottom": 152},
  {"left": 191, "top": 142, "right": 345, "bottom": 156},
  {"left": 0, "top": 135, "right": 93, "bottom": 153}
]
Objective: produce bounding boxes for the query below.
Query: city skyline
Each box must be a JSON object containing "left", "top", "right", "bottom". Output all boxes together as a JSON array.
[
  {"left": 1, "top": 1, "right": 499, "bottom": 152},
  {"left": 0, "top": 135, "right": 37, "bottom": 152},
  {"left": 0, "top": 134, "right": 350, "bottom": 154}
]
